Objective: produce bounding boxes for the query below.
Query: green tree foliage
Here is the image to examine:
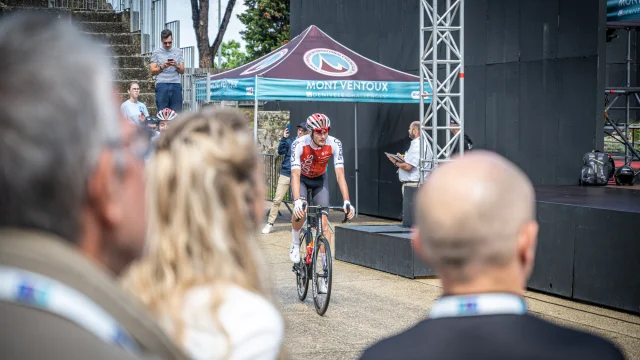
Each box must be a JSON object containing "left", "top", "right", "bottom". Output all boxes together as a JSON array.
[
  {"left": 238, "top": 0, "right": 290, "bottom": 62},
  {"left": 219, "top": 40, "right": 249, "bottom": 69}
]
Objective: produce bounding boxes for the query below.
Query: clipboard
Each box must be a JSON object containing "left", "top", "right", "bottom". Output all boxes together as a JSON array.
[{"left": 385, "top": 152, "right": 405, "bottom": 163}]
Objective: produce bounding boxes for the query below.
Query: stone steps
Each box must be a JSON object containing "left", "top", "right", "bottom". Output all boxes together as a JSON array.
[
  {"left": 120, "top": 92, "right": 155, "bottom": 106},
  {"left": 111, "top": 55, "right": 147, "bottom": 68},
  {"left": 114, "top": 79, "right": 154, "bottom": 93},
  {"left": 78, "top": 21, "right": 126, "bottom": 33},
  {"left": 0, "top": 5, "right": 71, "bottom": 18},
  {"left": 113, "top": 67, "right": 150, "bottom": 80},
  {"left": 72, "top": 9, "right": 118, "bottom": 21},
  {"left": 105, "top": 44, "right": 140, "bottom": 56},
  {"left": 2, "top": 0, "right": 47, "bottom": 7},
  {"left": 51, "top": 0, "right": 114, "bottom": 10},
  {"left": 86, "top": 32, "right": 135, "bottom": 45}
]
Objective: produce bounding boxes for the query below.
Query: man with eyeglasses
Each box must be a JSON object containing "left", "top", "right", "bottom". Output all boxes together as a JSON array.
[
  {"left": 120, "top": 82, "right": 149, "bottom": 125},
  {"left": 150, "top": 29, "right": 184, "bottom": 113},
  {"left": 0, "top": 13, "right": 187, "bottom": 360}
]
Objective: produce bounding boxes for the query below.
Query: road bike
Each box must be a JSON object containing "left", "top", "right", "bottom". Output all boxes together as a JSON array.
[{"left": 292, "top": 190, "right": 350, "bottom": 316}]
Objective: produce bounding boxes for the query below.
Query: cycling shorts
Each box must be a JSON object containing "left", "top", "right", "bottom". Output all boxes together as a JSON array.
[{"left": 300, "top": 173, "right": 329, "bottom": 216}]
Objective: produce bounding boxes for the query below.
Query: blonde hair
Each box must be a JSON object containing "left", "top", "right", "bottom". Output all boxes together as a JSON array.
[{"left": 122, "top": 108, "right": 270, "bottom": 354}]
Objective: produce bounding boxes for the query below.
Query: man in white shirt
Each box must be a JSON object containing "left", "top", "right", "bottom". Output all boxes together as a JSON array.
[
  {"left": 120, "top": 82, "right": 149, "bottom": 125},
  {"left": 386, "top": 121, "right": 433, "bottom": 195}
]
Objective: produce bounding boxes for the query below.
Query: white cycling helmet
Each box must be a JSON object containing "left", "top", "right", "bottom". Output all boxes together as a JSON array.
[
  {"left": 157, "top": 108, "right": 177, "bottom": 121},
  {"left": 306, "top": 113, "right": 331, "bottom": 131}
]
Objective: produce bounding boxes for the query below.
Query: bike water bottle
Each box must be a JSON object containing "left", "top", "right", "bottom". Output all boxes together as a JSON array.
[{"left": 306, "top": 241, "right": 314, "bottom": 265}]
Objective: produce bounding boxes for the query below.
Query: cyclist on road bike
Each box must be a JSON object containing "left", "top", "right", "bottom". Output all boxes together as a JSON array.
[{"left": 289, "top": 113, "right": 355, "bottom": 290}]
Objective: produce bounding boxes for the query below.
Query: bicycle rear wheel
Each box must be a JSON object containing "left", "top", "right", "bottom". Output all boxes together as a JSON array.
[
  {"left": 312, "top": 235, "right": 332, "bottom": 316},
  {"left": 296, "top": 230, "right": 309, "bottom": 301}
]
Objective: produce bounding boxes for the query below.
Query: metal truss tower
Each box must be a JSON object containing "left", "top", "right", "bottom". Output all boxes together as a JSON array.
[{"left": 419, "top": 0, "right": 464, "bottom": 182}]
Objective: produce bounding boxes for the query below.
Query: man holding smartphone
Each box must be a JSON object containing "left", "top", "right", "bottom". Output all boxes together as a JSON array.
[{"left": 150, "top": 29, "right": 184, "bottom": 112}]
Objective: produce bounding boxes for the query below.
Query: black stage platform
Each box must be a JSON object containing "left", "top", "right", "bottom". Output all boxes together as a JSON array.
[
  {"left": 335, "top": 225, "right": 435, "bottom": 279},
  {"left": 335, "top": 185, "right": 640, "bottom": 314},
  {"left": 530, "top": 186, "right": 640, "bottom": 314}
]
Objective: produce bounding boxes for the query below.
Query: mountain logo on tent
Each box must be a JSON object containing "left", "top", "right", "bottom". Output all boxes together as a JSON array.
[
  {"left": 241, "top": 49, "right": 289, "bottom": 75},
  {"left": 304, "top": 48, "right": 358, "bottom": 77}
]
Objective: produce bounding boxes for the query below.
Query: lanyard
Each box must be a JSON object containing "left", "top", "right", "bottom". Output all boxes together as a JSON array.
[
  {"left": 429, "top": 293, "right": 527, "bottom": 319},
  {"left": 0, "top": 266, "right": 140, "bottom": 354}
]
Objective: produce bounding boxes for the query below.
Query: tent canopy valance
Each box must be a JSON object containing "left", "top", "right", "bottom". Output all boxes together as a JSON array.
[
  {"left": 200, "top": 25, "right": 432, "bottom": 103},
  {"left": 607, "top": 0, "right": 640, "bottom": 27}
]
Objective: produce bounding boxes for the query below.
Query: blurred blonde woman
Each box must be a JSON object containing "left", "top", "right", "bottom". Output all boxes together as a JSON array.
[{"left": 122, "top": 108, "right": 284, "bottom": 360}]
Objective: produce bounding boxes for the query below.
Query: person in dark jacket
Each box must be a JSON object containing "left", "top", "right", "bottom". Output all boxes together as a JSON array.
[
  {"left": 450, "top": 119, "right": 473, "bottom": 154},
  {"left": 360, "top": 151, "right": 624, "bottom": 360},
  {"left": 262, "top": 122, "right": 308, "bottom": 234}
]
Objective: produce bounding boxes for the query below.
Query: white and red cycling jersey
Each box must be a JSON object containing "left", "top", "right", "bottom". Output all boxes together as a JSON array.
[{"left": 290, "top": 134, "right": 344, "bottom": 178}]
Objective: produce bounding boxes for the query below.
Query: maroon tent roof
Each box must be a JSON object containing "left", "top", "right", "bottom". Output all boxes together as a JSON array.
[{"left": 210, "top": 25, "right": 418, "bottom": 82}]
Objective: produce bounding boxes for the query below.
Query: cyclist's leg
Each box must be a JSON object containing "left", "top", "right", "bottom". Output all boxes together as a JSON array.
[
  {"left": 291, "top": 179, "right": 308, "bottom": 232},
  {"left": 289, "top": 179, "right": 308, "bottom": 262},
  {"left": 311, "top": 173, "right": 330, "bottom": 255}
]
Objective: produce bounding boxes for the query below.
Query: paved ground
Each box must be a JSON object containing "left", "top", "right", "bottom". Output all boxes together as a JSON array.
[{"left": 259, "top": 208, "right": 640, "bottom": 360}]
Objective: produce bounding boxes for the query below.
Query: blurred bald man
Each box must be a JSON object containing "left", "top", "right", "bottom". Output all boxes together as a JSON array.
[{"left": 361, "top": 151, "right": 624, "bottom": 360}]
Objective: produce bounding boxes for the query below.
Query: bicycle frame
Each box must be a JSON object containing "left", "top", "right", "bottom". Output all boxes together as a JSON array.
[{"left": 293, "top": 191, "right": 350, "bottom": 315}]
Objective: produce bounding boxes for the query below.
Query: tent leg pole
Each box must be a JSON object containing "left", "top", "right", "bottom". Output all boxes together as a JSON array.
[
  {"left": 355, "top": 103, "right": 358, "bottom": 217},
  {"left": 253, "top": 100, "right": 258, "bottom": 142},
  {"left": 253, "top": 76, "right": 259, "bottom": 142}
]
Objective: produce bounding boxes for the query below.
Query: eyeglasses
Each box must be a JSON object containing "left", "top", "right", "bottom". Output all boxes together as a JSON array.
[
  {"left": 313, "top": 127, "right": 330, "bottom": 134},
  {"left": 162, "top": 41, "right": 172, "bottom": 45}
]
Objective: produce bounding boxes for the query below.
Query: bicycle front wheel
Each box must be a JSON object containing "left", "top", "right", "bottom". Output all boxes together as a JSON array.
[{"left": 312, "top": 235, "right": 332, "bottom": 316}]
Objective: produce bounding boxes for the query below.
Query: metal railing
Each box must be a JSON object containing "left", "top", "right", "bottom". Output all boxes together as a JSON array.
[
  {"left": 128, "top": 0, "right": 140, "bottom": 32},
  {"left": 181, "top": 74, "right": 195, "bottom": 112},
  {"left": 182, "top": 73, "right": 212, "bottom": 112},
  {"left": 604, "top": 125, "right": 640, "bottom": 155},
  {"left": 150, "top": 0, "right": 166, "bottom": 53},
  {"left": 262, "top": 154, "right": 292, "bottom": 202},
  {"left": 117, "top": 0, "right": 166, "bottom": 55},
  {"left": 179, "top": 46, "right": 199, "bottom": 111},
  {"left": 166, "top": 20, "right": 180, "bottom": 48},
  {"left": 181, "top": 46, "right": 194, "bottom": 70},
  {"left": 189, "top": 68, "right": 212, "bottom": 109}
]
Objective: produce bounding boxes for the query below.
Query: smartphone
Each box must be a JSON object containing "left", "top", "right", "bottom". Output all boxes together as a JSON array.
[{"left": 168, "top": 58, "right": 174, "bottom": 62}]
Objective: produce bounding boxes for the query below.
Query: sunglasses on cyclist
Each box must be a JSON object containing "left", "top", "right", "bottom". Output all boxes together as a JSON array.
[{"left": 313, "top": 127, "right": 330, "bottom": 134}]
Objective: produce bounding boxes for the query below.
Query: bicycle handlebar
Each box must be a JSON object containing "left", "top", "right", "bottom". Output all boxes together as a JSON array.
[{"left": 301, "top": 203, "right": 352, "bottom": 223}]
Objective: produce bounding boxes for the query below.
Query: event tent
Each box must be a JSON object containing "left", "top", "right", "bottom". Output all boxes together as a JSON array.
[
  {"left": 202, "top": 25, "right": 432, "bottom": 214},
  {"left": 206, "top": 25, "right": 429, "bottom": 105}
]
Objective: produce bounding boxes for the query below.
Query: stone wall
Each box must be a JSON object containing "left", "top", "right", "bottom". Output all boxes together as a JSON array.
[{"left": 240, "top": 109, "right": 290, "bottom": 154}]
